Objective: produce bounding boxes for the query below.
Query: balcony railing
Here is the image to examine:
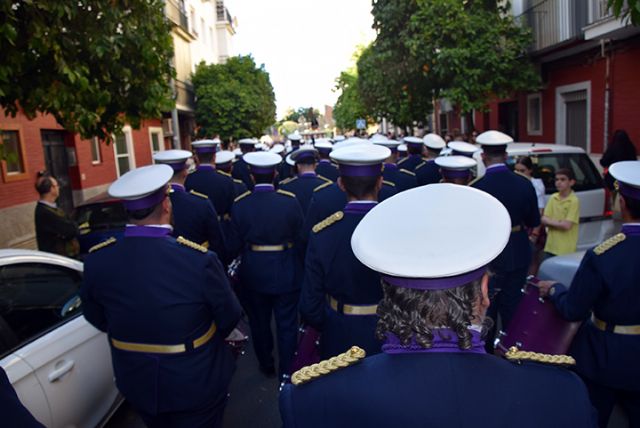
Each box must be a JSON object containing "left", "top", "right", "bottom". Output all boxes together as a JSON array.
[
  {"left": 518, "top": 0, "right": 588, "bottom": 52},
  {"left": 166, "top": 0, "right": 189, "bottom": 33},
  {"left": 216, "top": 1, "right": 235, "bottom": 28}
]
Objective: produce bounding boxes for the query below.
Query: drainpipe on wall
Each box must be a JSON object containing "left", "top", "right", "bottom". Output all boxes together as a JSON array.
[
  {"left": 170, "top": 77, "right": 182, "bottom": 149},
  {"left": 602, "top": 39, "right": 611, "bottom": 151}
]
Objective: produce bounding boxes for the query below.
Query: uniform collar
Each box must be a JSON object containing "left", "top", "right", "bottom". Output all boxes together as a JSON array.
[
  {"left": 38, "top": 200, "right": 58, "bottom": 209},
  {"left": 344, "top": 200, "right": 378, "bottom": 215},
  {"left": 382, "top": 327, "right": 486, "bottom": 355},
  {"left": 170, "top": 183, "right": 185, "bottom": 192},
  {"left": 384, "top": 163, "right": 398, "bottom": 171},
  {"left": 196, "top": 164, "right": 215, "bottom": 171},
  {"left": 485, "top": 163, "right": 509, "bottom": 174},
  {"left": 299, "top": 172, "right": 317, "bottom": 178},
  {"left": 124, "top": 225, "right": 173, "bottom": 238},
  {"left": 621, "top": 223, "right": 640, "bottom": 236},
  {"left": 253, "top": 183, "right": 275, "bottom": 192},
  {"left": 319, "top": 159, "right": 331, "bottom": 164}
]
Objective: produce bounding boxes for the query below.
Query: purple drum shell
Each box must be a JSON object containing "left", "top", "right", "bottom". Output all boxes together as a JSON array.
[
  {"left": 496, "top": 281, "right": 581, "bottom": 356},
  {"left": 289, "top": 325, "right": 321, "bottom": 374}
]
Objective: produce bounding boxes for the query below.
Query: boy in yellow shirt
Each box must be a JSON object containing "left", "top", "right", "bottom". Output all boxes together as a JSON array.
[{"left": 542, "top": 168, "right": 580, "bottom": 257}]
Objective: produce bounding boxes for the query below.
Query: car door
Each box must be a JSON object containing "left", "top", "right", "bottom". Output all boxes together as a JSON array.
[
  {"left": 0, "top": 261, "right": 118, "bottom": 428},
  {"left": 0, "top": 354, "right": 51, "bottom": 427}
]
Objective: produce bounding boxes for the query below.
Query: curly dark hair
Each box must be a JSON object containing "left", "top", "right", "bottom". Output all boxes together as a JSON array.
[{"left": 375, "top": 279, "right": 492, "bottom": 350}]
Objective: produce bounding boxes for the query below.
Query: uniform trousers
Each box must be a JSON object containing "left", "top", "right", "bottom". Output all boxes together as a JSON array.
[
  {"left": 583, "top": 377, "right": 640, "bottom": 428},
  {"left": 486, "top": 266, "right": 529, "bottom": 351},
  {"left": 137, "top": 392, "right": 227, "bottom": 428},
  {"left": 244, "top": 289, "right": 299, "bottom": 378}
]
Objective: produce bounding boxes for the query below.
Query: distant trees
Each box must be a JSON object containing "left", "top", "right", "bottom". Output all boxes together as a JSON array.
[
  {"left": 193, "top": 55, "right": 276, "bottom": 141},
  {"left": 0, "top": 0, "right": 174, "bottom": 141}
]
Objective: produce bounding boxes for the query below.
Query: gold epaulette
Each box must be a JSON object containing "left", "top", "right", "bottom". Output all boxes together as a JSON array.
[
  {"left": 400, "top": 168, "right": 416, "bottom": 176},
  {"left": 415, "top": 161, "right": 426, "bottom": 170},
  {"left": 594, "top": 233, "right": 626, "bottom": 255},
  {"left": 277, "top": 189, "right": 296, "bottom": 198},
  {"left": 217, "top": 170, "right": 231, "bottom": 177},
  {"left": 89, "top": 237, "right": 116, "bottom": 253},
  {"left": 312, "top": 211, "right": 344, "bottom": 233},
  {"left": 505, "top": 346, "right": 575, "bottom": 366},
  {"left": 318, "top": 174, "right": 332, "bottom": 183},
  {"left": 234, "top": 190, "right": 251, "bottom": 202},
  {"left": 189, "top": 190, "right": 209, "bottom": 199},
  {"left": 467, "top": 175, "right": 482, "bottom": 186},
  {"left": 279, "top": 177, "right": 295, "bottom": 186},
  {"left": 176, "top": 236, "right": 207, "bottom": 253},
  {"left": 233, "top": 178, "right": 243, "bottom": 184},
  {"left": 313, "top": 181, "right": 332, "bottom": 192},
  {"left": 383, "top": 180, "right": 395, "bottom": 187},
  {"left": 291, "top": 346, "right": 366, "bottom": 386},
  {"left": 397, "top": 157, "right": 408, "bottom": 165}
]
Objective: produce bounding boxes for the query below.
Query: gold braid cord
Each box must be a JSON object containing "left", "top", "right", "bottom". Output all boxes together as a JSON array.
[
  {"left": 505, "top": 347, "right": 575, "bottom": 366},
  {"left": 312, "top": 211, "right": 344, "bottom": 233},
  {"left": 291, "top": 346, "right": 366, "bottom": 386},
  {"left": 89, "top": 237, "right": 116, "bottom": 253},
  {"left": 176, "top": 236, "right": 208, "bottom": 253},
  {"left": 593, "top": 233, "right": 626, "bottom": 255}
]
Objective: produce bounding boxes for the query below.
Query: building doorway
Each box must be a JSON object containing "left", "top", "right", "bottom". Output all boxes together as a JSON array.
[
  {"left": 564, "top": 90, "right": 588, "bottom": 151},
  {"left": 41, "top": 131, "right": 74, "bottom": 214},
  {"left": 498, "top": 101, "right": 519, "bottom": 141}
]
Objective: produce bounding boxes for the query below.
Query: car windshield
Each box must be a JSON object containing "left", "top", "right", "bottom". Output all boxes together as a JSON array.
[
  {"left": 507, "top": 153, "right": 603, "bottom": 194},
  {"left": 75, "top": 202, "right": 127, "bottom": 233}
]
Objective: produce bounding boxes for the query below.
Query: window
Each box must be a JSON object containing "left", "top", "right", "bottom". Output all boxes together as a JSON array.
[
  {"left": 0, "top": 126, "right": 28, "bottom": 182},
  {"left": 113, "top": 126, "right": 135, "bottom": 177},
  {"left": 0, "top": 263, "right": 82, "bottom": 356},
  {"left": 439, "top": 113, "right": 449, "bottom": 135},
  {"left": 90, "top": 137, "right": 102, "bottom": 164},
  {"left": 201, "top": 18, "right": 206, "bottom": 41},
  {"left": 148, "top": 127, "right": 164, "bottom": 161},
  {"left": 527, "top": 93, "right": 543, "bottom": 136},
  {"left": 190, "top": 8, "right": 197, "bottom": 35}
]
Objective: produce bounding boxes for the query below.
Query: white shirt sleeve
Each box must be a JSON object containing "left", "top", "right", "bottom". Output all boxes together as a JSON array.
[{"left": 532, "top": 178, "right": 546, "bottom": 209}]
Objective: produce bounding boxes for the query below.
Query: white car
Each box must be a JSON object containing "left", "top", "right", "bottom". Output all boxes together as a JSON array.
[
  {"left": 0, "top": 249, "right": 120, "bottom": 427},
  {"left": 473, "top": 143, "right": 615, "bottom": 251}
]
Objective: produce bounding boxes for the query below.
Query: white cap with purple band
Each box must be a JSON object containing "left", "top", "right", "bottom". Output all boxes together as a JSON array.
[
  {"left": 153, "top": 149, "right": 192, "bottom": 171},
  {"left": 423, "top": 133, "right": 446, "bottom": 150},
  {"left": 244, "top": 151, "right": 282, "bottom": 174},
  {"left": 435, "top": 156, "right": 477, "bottom": 180},
  {"left": 610, "top": 160, "right": 640, "bottom": 201},
  {"left": 351, "top": 184, "right": 510, "bottom": 290},
  {"left": 191, "top": 139, "right": 220, "bottom": 154},
  {"left": 330, "top": 144, "right": 390, "bottom": 177},
  {"left": 214, "top": 150, "right": 235, "bottom": 165},
  {"left": 108, "top": 164, "right": 173, "bottom": 211}
]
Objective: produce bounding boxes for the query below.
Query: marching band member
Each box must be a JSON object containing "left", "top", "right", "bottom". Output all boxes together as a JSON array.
[
  {"left": 281, "top": 184, "right": 596, "bottom": 428},
  {"left": 214, "top": 150, "right": 248, "bottom": 197},
  {"left": 279, "top": 146, "right": 329, "bottom": 214},
  {"left": 539, "top": 160, "right": 640, "bottom": 428},
  {"left": 415, "top": 133, "right": 446, "bottom": 186},
  {"left": 435, "top": 155, "right": 476, "bottom": 185},
  {"left": 299, "top": 144, "right": 390, "bottom": 359},
  {"left": 371, "top": 135, "right": 417, "bottom": 192},
  {"left": 314, "top": 139, "right": 338, "bottom": 182},
  {"left": 396, "top": 136, "right": 424, "bottom": 171},
  {"left": 81, "top": 165, "right": 241, "bottom": 427},
  {"left": 232, "top": 138, "right": 259, "bottom": 190}
]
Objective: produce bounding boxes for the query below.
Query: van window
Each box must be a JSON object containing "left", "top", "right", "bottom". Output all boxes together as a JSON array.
[{"left": 508, "top": 153, "right": 603, "bottom": 194}]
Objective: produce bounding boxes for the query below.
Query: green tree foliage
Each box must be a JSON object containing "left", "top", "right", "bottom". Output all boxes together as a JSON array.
[
  {"left": 357, "top": 0, "right": 435, "bottom": 128},
  {"left": 193, "top": 55, "right": 276, "bottom": 140},
  {"left": 333, "top": 68, "right": 368, "bottom": 131},
  {"left": 406, "top": 0, "right": 539, "bottom": 114},
  {"left": 0, "top": 0, "right": 174, "bottom": 141},
  {"left": 608, "top": 0, "right": 640, "bottom": 25}
]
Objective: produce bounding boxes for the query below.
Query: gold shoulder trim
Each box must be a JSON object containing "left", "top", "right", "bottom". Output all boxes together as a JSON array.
[
  {"left": 279, "top": 176, "right": 295, "bottom": 186},
  {"left": 318, "top": 174, "right": 332, "bottom": 183},
  {"left": 234, "top": 190, "right": 251, "bottom": 202},
  {"left": 400, "top": 169, "right": 416, "bottom": 176},
  {"left": 233, "top": 178, "right": 243, "bottom": 184},
  {"left": 467, "top": 175, "right": 482, "bottom": 186},
  {"left": 277, "top": 189, "right": 296, "bottom": 198},
  {"left": 505, "top": 346, "right": 575, "bottom": 366},
  {"left": 312, "top": 211, "right": 344, "bottom": 233},
  {"left": 397, "top": 157, "right": 408, "bottom": 165},
  {"left": 176, "top": 236, "right": 208, "bottom": 253},
  {"left": 189, "top": 190, "right": 209, "bottom": 199},
  {"left": 217, "top": 170, "right": 231, "bottom": 177},
  {"left": 313, "top": 181, "right": 332, "bottom": 192},
  {"left": 291, "top": 346, "right": 366, "bottom": 386},
  {"left": 89, "top": 237, "right": 116, "bottom": 253},
  {"left": 383, "top": 180, "right": 395, "bottom": 187},
  {"left": 594, "top": 233, "right": 626, "bottom": 255},
  {"left": 414, "top": 161, "right": 426, "bottom": 170}
]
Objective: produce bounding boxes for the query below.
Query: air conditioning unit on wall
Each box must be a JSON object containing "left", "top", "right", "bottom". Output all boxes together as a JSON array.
[{"left": 162, "top": 118, "right": 174, "bottom": 136}]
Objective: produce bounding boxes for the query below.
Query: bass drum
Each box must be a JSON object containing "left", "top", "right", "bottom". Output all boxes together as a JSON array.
[
  {"left": 495, "top": 276, "right": 581, "bottom": 356},
  {"left": 289, "top": 324, "right": 321, "bottom": 375}
]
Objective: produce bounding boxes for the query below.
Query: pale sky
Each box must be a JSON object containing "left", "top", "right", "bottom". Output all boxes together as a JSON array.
[{"left": 224, "top": 0, "right": 376, "bottom": 120}]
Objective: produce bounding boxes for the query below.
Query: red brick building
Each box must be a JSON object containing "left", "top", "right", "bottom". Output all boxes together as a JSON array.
[{"left": 434, "top": 1, "right": 640, "bottom": 157}]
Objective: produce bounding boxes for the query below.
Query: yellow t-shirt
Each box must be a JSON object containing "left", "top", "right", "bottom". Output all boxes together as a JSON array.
[{"left": 543, "top": 191, "right": 580, "bottom": 256}]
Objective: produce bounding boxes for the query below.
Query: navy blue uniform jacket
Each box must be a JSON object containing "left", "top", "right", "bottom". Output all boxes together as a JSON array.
[
  {"left": 300, "top": 202, "right": 382, "bottom": 358},
  {"left": 280, "top": 352, "right": 596, "bottom": 428},
  {"left": 229, "top": 186, "right": 305, "bottom": 294},
  {"left": 315, "top": 160, "right": 339, "bottom": 182},
  {"left": 382, "top": 163, "right": 417, "bottom": 192},
  {"left": 551, "top": 224, "right": 640, "bottom": 391},
  {"left": 169, "top": 184, "right": 227, "bottom": 262},
  {"left": 232, "top": 158, "right": 254, "bottom": 190},
  {"left": 471, "top": 164, "right": 541, "bottom": 271},
  {"left": 81, "top": 228, "right": 242, "bottom": 415},
  {"left": 396, "top": 153, "right": 423, "bottom": 172},
  {"left": 185, "top": 165, "right": 235, "bottom": 218},
  {"left": 415, "top": 159, "right": 442, "bottom": 186},
  {"left": 279, "top": 174, "right": 330, "bottom": 215}
]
